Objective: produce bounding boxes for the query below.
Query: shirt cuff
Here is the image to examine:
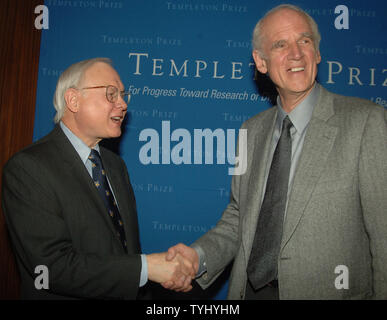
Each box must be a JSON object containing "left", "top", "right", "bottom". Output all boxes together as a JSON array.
[
  {"left": 190, "top": 244, "right": 207, "bottom": 277},
  {"left": 139, "top": 254, "right": 148, "bottom": 287}
]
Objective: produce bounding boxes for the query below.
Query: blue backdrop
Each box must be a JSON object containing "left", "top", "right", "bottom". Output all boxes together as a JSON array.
[{"left": 33, "top": 0, "right": 387, "bottom": 299}]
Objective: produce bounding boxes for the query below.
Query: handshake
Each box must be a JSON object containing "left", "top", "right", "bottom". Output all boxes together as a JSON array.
[{"left": 146, "top": 243, "right": 198, "bottom": 292}]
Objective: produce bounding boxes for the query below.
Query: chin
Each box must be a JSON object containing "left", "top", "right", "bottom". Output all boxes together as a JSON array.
[
  {"left": 111, "top": 132, "right": 122, "bottom": 138},
  {"left": 115, "top": 129, "right": 123, "bottom": 137},
  {"left": 104, "top": 130, "right": 122, "bottom": 139},
  {"left": 290, "top": 83, "right": 313, "bottom": 93}
]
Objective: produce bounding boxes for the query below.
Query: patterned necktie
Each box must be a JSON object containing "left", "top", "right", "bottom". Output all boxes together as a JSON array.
[
  {"left": 89, "top": 149, "right": 127, "bottom": 252},
  {"left": 247, "top": 116, "right": 293, "bottom": 290}
]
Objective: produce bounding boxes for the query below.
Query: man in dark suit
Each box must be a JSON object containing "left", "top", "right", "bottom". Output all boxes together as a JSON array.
[
  {"left": 165, "top": 4, "right": 387, "bottom": 299},
  {"left": 2, "top": 58, "right": 195, "bottom": 299}
]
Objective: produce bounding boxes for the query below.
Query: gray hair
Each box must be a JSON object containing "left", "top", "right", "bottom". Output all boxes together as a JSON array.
[
  {"left": 53, "top": 57, "right": 112, "bottom": 123},
  {"left": 252, "top": 4, "right": 321, "bottom": 58}
]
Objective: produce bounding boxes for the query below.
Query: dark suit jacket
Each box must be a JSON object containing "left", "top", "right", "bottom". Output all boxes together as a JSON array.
[{"left": 2, "top": 125, "right": 143, "bottom": 299}]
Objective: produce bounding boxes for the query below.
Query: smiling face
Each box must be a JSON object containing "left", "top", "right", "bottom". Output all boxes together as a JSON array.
[
  {"left": 253, "top": 9, "right": 321, "bottom": 110},
  {"left": 63, "top": 62, "right": 127, "bottom": 147}
]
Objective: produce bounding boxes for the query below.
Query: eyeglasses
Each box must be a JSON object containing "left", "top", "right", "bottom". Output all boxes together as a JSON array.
[{"left": 78, "top": 85, "right": 131, "bottom": 104}]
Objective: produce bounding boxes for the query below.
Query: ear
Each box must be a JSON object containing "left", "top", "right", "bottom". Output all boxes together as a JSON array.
[
  {"left": 252, "top": 50, "right": 268, "bottom": 74},
  {"left": 64, "top": 88, "right": 80, "bottom": 113},
  {"left": 315, "top": 50, "right": 321, "bottom": 65}
]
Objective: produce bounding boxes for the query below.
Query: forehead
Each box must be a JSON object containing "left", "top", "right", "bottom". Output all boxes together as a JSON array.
[
  {"left": 261, "top": 9, "right": 312, "bottom": 41},
  {"left": 82, "top": 62, "right": 123, "bottom": 87}
]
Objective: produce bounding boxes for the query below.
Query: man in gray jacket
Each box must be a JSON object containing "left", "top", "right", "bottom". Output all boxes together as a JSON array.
[{"left": 165, "top": 4, "right": 387, "bottom": 299}]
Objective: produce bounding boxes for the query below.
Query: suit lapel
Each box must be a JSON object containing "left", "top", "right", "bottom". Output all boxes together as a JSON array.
[
  {"left": 242, "top": 108, "right": 278, "bottom": 256},
  {"left": 280, "top": 87, "right": 338, "bottom": 250}
]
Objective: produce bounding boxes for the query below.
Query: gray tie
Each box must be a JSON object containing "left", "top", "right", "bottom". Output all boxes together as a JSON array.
[{"left": 247, "top": 116, "right": 293, "bottom": 290}]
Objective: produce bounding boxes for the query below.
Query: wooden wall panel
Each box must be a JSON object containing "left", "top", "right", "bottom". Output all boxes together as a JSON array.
[{"left": 0, "top": 0, "right": 42, "bottom": 299}]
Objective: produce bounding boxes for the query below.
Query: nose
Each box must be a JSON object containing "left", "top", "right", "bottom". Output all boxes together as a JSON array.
[
  {"left": 288, "top": 42, "right": 303, "bottom": 60},
  {"left": 115, "top": 95, "right": 128, "bottom": 111}
]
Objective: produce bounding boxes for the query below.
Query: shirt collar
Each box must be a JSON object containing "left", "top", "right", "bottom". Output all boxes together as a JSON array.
[
  {"left": 276, "top": 82, "right": 320, "bottom": 134},
  {"left": 59, "top": 121, "right": 100, "bottom": 164}
]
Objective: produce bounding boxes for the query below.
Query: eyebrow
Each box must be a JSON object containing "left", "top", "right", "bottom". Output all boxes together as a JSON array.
[
  {"left": 271, "top": 32, "right": 314, "bottom": 49},
  {"left": 300, "top": 32, "right": 313, "bottom": 39}
]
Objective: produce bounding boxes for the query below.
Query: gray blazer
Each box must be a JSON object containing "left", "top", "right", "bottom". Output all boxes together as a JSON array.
[
  {"left": 193, "top": 86, "right": 387, "bottom": 299},
  {"left": 2, "top": 125, "right": 142, "bottom": 299}
]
